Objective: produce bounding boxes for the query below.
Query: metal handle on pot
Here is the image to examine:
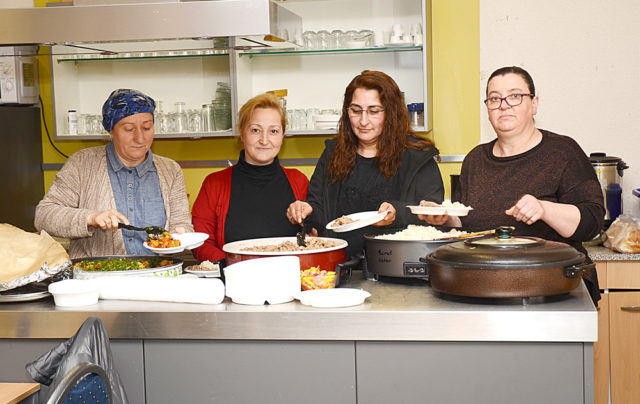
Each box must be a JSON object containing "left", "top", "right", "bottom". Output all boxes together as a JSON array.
[
  {"left": 621, "top": 306, "right": 640, "bottom": 312},
  {"left": 564, "top": 262, "right": 595, "bottom": 278}
]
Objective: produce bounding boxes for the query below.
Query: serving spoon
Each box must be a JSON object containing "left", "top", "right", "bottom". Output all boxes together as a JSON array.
[{"left": 118, "top": 223, "right": 166, "bottom": 236}]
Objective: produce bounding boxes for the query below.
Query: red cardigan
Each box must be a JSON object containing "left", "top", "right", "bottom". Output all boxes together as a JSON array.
[{"left": 191, "top": 165, "right": 309, "bottom": 262}]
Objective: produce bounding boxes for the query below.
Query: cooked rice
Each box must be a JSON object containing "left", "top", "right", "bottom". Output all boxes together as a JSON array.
[
  {"left": 375, "top": 225, "right": 468, "bottom": 241},
  {"left": 440, "top": 200, "right": 470, "bottom": 209}
]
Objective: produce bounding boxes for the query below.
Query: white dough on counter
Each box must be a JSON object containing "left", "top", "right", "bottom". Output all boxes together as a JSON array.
[{"left": 98, "top": 276, "right": 225, "bottom": 304}]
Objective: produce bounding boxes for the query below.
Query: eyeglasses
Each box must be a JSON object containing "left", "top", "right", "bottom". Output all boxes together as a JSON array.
[
  {"left": 484, "top": 93, "right": 534, "bottom": 110},
  {"left": 348, "top": 106, "right": 385, "bottom": 118}
]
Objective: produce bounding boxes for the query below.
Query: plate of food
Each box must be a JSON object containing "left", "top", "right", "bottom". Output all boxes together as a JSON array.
[
  {"left": 144, "top": 232, "right": 209, "bottom": 254},
  {"left": 326, "top": 210, "right": 390, "bottom": 233},
  {"left": 184, "top": 260, "right": 221, "bottom": 278},
  {"left": 407, "top": 201, "right": 473, "bottom": 217}
]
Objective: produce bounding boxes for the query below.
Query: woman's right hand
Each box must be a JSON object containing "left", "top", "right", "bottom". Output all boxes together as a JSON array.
[
  {"left": 287, "top": 201, "right": 312, "bottom": 224},
  {"left": 417, "top": 200, "right": 452, "bottom": 226},
  {"left": 87, "top": 209, "right": 129, "bottom": 230}
]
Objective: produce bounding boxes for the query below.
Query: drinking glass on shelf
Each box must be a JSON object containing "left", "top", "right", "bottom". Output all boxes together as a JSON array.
[
  {"left": 174, "top": 102, "right": 188, "bottom": 133},
  {"left": 316, "top": 30, "right": 335, "bottom": 50},
  {"left": 89, "top": 115, "right": 102, "bottom": 135},
  {"left": 201, "top": 104, "right": 215, "bottom": 132},
  {"left": 286, "top": 109, "right": 295, "bottom": 131},
  {"left": 77, "top": 114, "right": 88, "bottom": 135},
  {"left": 156, "top": 111, "right": 170, "bottom": 134},
  {"left": 188, "top": 109, "right": 202, "bottom": 132},
  {"left": 358, "top": 29, "right": 374, "bottom": 47},
  {"left": 302, "top": 31, "right": 318, "bottom": 50},
  {"left": 293, "top": 109, "right": 307, "bottom": 130},
  {"left": 331, "top": 30, "right": 347, "bottom": 49},
  {"left": 306, "top": 108, "right": 320, "bottom": 129}
]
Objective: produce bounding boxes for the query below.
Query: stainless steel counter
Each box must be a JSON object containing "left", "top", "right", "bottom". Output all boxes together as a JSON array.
[{"left": 0, "top": 276, "right": 597, "bottom": 343}]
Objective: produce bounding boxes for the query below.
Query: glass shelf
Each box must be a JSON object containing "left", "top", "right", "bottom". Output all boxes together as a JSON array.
[
  {"left": 55, "top": 129, "right": 341, "bottom": 140},
  {"left": 57, "top": 51, "right": 230, "bottom": 63},
  {"left": 240, "top": 45, "right": 421, "bottom": 57}
]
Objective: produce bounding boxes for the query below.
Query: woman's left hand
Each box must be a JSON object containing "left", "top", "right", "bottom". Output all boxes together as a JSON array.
[
  {"left": 373, "top": 202, "right": 396, "bottom": 227},
  {"left": 505, "top": 194, "right": 544, "bottom": 225},
  {"left": 173, "top": 226, "right": 187, "bottom": 234}
]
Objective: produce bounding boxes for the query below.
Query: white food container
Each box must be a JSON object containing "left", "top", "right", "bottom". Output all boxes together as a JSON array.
[
  {"left": 223, "top": 256, "right": 301, "bottom": 305},
  {"left": 48, "top": 279, "right": 100, "bottom": 307}
]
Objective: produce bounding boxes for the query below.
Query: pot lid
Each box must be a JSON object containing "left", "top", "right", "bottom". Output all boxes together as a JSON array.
[
  {"left": 428, "top": 227, "right": 584, "bottom": 269},
  {"left": 589, "top": 152, "right": 623, "bottom": 164}
]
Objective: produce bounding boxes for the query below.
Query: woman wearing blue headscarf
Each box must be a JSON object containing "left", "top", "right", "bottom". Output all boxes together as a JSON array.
[{"left": 35, "top": 89, "right": 193, "bottom": 258}]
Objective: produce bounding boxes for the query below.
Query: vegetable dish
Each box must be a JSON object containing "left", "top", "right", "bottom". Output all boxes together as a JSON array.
[
  {"left": 146, "top": 231, "right": 180, "bottom": 248},
  {"left": 73, "top": 257, "right": 174, "bottom": 272}
]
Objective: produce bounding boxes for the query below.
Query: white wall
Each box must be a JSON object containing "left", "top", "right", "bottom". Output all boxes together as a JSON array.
[{"left": 480, "top": 0, "right": 640, "bottom": 216}]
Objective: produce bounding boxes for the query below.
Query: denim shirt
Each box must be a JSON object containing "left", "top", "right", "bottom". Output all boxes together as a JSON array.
[{"left": 106, "top": 142, "right": 167, "bottom": 255}]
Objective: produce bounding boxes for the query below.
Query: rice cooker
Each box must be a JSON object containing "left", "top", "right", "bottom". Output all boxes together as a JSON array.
[{"left": 363, "top": 229, "right": 465, "bottom": 280}]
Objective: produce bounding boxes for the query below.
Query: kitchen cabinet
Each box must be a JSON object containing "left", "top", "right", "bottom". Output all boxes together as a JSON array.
[
  {"left": 0, "top": 279, "right": 595, "bottom": 404},
  {"left": 593, "top": 258, "right": 640, "bottom": 403},
  {"left": 48, "top": 0, "right": 431, "bottom": 140}
]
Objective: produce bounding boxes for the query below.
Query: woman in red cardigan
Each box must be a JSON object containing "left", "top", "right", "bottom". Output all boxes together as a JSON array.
[{"left": 192, "top": 93, "right": 309, "bottom": 263}]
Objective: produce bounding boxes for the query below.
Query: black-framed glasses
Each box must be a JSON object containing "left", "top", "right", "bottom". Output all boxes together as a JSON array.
[
  {"left": 348, "top": 106, "right": 385, "bottom": 118},
  {"left": 484, "top": 93, "right": 534, "bottom": 110}
]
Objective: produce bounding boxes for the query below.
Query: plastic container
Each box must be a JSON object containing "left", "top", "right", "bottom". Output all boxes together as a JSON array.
[
  {"left": 223, "top": 256, "right": 301, "bottom": 305},
  {"left": 407, "top": 103, "right": 424, "bottom": 128},
  {"left": 67, "top": 110, "right": 77, "bottom": 134},
  {"left": 49, "top": 279, "right": 100, "bottom": 307}
]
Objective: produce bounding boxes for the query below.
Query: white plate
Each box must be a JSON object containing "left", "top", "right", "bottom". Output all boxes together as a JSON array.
[
  {"left": 184, "top": 268, "right": 220, "bottom": 278},
  {"left": 407, "top": 205, "right": 473, "bottom": 217},
  {"left": 295, "top": 288, "right": 371, "bottom": 308},
  {"left": 326, "top": 210, "right": 390, "bottom": 233},
  {"left": 144, "top": 232, "right": 209, "bottom": 254}
]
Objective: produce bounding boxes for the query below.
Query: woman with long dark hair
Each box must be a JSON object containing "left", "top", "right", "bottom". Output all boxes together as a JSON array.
[{"left": 287, "top": 70, "right": 444, "bottom": 258}]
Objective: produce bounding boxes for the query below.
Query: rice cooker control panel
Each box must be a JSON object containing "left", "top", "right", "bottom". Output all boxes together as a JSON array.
[{"left": 403, "top": 262, "right": 428, "bottom": 277}]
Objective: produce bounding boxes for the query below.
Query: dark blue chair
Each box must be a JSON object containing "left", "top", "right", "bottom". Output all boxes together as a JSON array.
[{"left": 45, "top": 362, "right": 112, "bottom": 404}]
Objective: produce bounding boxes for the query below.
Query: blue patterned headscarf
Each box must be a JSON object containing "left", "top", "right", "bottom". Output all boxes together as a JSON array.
[{"left": 102, "top": 89, "right": 155, "bottom": 133}]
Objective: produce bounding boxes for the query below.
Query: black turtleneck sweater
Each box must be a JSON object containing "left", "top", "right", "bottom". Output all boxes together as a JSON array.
[{"left": 224, "top": 151, "right": 300, "bottom": 243}]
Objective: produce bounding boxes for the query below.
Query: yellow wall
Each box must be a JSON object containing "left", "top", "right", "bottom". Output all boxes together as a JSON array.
[{"left": 38, "top": 0, "right": 479, "bottom": 204}]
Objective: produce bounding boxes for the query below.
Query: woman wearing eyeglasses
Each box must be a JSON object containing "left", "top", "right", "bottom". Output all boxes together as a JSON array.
[
  {"left": 420, "top": 66, "right": 604, "bottom": 303},
  {"left": 287, "top": 70, "right": 444, "bottom": 259}
]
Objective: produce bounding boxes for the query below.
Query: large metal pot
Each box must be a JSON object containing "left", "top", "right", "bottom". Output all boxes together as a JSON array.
[
  {"left": 222, "top": 236, "right": 354, "bottom": 285},
  {"left": 424, "top": 227, "right": 594, "bottom": 298}
]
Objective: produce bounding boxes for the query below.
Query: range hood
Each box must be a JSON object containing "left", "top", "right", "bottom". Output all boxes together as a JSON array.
[{"left": 0, "top": 0, "right": 301, "bottom": 52}]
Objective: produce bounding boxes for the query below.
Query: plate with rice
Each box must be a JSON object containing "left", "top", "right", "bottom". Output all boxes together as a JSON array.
[{"left": 407, "top": 200, "right": 473, "bottom": 217}]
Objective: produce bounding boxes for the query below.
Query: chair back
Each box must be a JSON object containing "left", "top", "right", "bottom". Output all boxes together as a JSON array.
[{"left": 46, "top": 362, "right": 112, "bottom": 404}]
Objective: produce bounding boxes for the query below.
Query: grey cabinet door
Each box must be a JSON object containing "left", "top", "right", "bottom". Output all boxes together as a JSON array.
[
  {"left": 144, "top": 340, "right": 356, "bottom": 404},
  {"left": 356, "top": 341, "right": 587, "bottom": 404}
]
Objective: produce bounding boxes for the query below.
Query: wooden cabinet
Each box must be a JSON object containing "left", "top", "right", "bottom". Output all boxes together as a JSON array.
[{"left": 594, "top": 260, "right": 640, "bottom": 403}]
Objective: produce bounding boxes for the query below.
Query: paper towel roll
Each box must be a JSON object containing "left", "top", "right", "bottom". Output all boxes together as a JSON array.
[{"left": 98, "top": 276, "right": 225, "bottom": 304}]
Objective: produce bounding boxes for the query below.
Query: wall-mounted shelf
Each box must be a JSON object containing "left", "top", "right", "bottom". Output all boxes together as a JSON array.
[{"left": 240, "top": 45, "right": 421, "bottom": 57}]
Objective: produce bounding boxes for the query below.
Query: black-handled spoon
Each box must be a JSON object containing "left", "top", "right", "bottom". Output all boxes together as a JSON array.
[{"left": 118, "top": 222, "right": 166, "bottom": 235}]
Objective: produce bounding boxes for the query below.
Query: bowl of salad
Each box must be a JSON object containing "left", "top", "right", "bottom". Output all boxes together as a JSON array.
[{"left": 72, "top": 255, "right": 183, "bottom": 279}]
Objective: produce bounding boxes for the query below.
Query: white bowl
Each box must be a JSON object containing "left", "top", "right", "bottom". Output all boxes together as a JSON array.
[
  {"left": 223, "top": 256, "right": 301, "bottom": 305},
  {"left": 48, "top": 279, "right": 100, "bottom": 307}
]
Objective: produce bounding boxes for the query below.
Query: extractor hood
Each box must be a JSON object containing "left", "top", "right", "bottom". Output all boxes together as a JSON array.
[{"left": 0, "top": 0, "right": 301, "bottom": 52}]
